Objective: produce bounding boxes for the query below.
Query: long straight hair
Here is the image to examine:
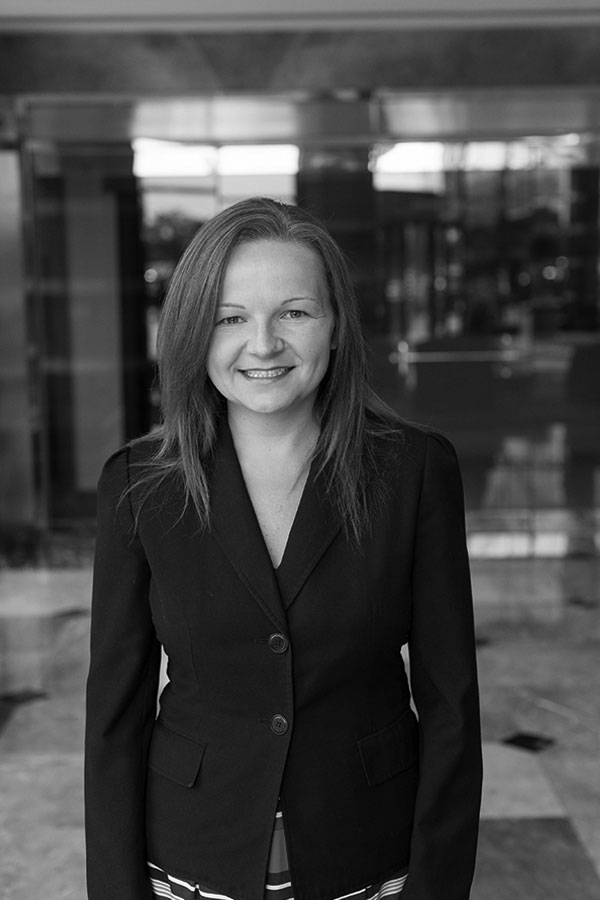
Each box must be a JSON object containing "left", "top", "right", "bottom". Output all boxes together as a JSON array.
[{"left": 134, "top": 197, "right": 397, "bottom": 541}]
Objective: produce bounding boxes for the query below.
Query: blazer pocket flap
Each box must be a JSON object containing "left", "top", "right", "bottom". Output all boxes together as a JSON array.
[
  {"left": 358, "top": 710, "right": 418, "bottom": 787},
  {"left": 148, "top": 721, "right": 206, "bottom": 788}
]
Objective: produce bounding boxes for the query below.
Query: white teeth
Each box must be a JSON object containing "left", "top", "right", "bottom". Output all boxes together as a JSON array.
[{"left": 242, "top": 368, "right": 289, "bottom": 379}]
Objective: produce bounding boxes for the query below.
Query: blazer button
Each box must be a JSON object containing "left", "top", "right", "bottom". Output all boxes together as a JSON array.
[
  {"left": 270, "top": 714, "right": 289, "bottom": 735},
  {"left": 268, "top": 633, "right": 289, "bottom": 654}
]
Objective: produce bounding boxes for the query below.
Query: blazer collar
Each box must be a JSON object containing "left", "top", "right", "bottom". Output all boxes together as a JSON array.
[
  {"left": 276, "top": 462, "right": 341, "bottom": 611},
  {"left": 209, "top": 419, "right": 342, "bottom": 626}
]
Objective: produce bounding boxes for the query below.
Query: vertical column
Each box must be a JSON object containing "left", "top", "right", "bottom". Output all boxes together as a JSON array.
[
  {"left": 63, "top": 170, "right": 124, "bottom": 490},
  {"left": 30, "top": 144, "right": 149, "bottom": 519},
  {"left": 0, "top": 150, "right": 35, "bottom": 530}
]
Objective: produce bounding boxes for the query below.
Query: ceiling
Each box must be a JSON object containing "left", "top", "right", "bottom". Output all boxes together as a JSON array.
[{"left": 1, "top": 0, "right": 600, "bottom": 31}]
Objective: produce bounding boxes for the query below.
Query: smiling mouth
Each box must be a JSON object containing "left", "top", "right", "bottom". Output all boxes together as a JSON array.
[{"left": 240, "top": 367, "right": 293, "bottom": 379}]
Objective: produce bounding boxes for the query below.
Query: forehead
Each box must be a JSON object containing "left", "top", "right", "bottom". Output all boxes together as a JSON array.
[{"left": 221, "top": 239, "right": 328, "bottom": 298}]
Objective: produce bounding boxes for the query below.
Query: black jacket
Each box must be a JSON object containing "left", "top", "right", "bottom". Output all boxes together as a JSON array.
[{"left": 84, "top": 419, "right": 482, "bottom": 900}]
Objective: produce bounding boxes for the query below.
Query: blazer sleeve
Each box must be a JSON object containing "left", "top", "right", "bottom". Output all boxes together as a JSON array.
[
  {"left": 84, "top": 446, "right": 161, "bottom": 900},
  {"left": 402, "top": 432, "right": 483, "bottom": 900}
]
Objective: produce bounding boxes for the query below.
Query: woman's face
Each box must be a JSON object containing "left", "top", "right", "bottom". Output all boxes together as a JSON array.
[{"left": 207, "top": 239, "right": 335, "bottom": 421}]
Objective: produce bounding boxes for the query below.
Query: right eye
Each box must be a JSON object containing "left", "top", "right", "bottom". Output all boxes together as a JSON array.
[{"left": 215, "top": 315, "right": 244, "bottom": 326}]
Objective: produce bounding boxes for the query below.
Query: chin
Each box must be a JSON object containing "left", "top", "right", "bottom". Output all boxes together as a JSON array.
[
  {"left": 236, "top": 397, "right": 307, "bottom": 417},
  {"left": 249, "top": 403, "right": 291, "bottom": 416}
]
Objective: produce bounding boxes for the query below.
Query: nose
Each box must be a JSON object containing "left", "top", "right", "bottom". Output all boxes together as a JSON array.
[{"left": 248, "top": 319, "right": 283, "bottom": 358}]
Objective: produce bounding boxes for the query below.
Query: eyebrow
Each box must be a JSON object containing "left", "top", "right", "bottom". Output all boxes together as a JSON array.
[
  {"left": 283, "top": 296, "right": 321, "bottom": 304},
  {"left": 217, "top": 296, "right": 321, "bottom": 308}
]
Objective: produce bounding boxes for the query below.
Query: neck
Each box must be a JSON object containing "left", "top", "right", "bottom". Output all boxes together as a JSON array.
[{"left": 227, "top": 404, "right": 319, "bottom": 468}]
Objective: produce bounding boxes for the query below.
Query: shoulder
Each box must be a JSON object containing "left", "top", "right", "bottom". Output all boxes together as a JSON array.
[
  {"left": 375, "top": 422, "right": 466, "bottom": 530},
  {"left": 367, "top": 412, "right": 459, "bottom": 472},
  {"left": 97, "top": 433, "right": 162, "bottom": 492}
]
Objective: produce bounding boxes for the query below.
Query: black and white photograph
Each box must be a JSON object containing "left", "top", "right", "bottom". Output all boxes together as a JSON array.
[{"left": 0, "top": 2, "right": 599, "bottom": 899}]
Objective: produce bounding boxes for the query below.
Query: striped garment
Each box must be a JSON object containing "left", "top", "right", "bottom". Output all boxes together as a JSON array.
[{"left": 149, "top": 803, "right": 408, "bottom": 900}]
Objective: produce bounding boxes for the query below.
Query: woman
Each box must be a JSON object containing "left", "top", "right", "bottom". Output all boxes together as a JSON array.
[{"left": 85, "top": 197, "right": 482, "bottom": 900}]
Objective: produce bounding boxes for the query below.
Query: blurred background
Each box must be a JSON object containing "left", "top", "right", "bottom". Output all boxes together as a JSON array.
[{"left": 0, "top": 1, "right": 599, "bottom": 898}]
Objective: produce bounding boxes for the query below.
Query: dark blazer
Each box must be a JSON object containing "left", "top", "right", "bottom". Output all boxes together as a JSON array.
[{"left": 84, "top": 419, "right": 482, "bottom": 900}]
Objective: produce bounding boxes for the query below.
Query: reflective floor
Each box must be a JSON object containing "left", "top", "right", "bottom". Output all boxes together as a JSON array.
[{"left": 0, "top": 558, "right": 599, "bottom": 900}]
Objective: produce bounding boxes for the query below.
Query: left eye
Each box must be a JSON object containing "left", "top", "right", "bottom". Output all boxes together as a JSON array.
[{"left": 281, "top": 310, "right": 308, "bottom": 320}]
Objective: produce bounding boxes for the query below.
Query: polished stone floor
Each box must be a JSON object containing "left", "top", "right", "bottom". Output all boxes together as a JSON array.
[{"left": 0, "top": 558, "right": 599, "bottom": 900}]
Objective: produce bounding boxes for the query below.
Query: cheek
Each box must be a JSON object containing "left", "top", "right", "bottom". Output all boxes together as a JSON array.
[
  {"left": 308, "top": 336, "right": 333, "bottom": 376},
  {"left": 206, "top": 341, "right": 227, "bottom": 386},
  {"left": 314, "top": 324, "right": 335, "bottom": 364},
  {"left": 207, "top": 335, "right": 234, "bottom": 370}
]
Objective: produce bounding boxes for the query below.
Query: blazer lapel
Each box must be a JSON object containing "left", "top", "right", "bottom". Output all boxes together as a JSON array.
[
  {"left": 276, "top": 464, "right": 342, "bottom": 611},
  {"left": 210, "top": 422, "right": 288, "bottom": 634}
]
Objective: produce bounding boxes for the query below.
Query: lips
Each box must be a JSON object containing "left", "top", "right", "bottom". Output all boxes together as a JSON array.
[{"left": 240, "top": 367, "right": 293, "bottom": 379}]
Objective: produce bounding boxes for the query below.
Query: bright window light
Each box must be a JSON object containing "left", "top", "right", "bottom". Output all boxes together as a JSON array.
[
  {"left": 374, "top": 142, "right": 445, "bottom": 174},
  {"left": 217, "top": 145, "right": 299, "bottom": 175},
  {"left": 132, "top": 139, "right": 216, "bottom": 178},
  {"left": 464, "top": 142, "right": 508, "bottom": 171},
  {"left": 467, "top": 532, "right": 570, "bottom": 559},
  {"left": 507, "top": 142, "right": 532, "bottom": 170}
]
